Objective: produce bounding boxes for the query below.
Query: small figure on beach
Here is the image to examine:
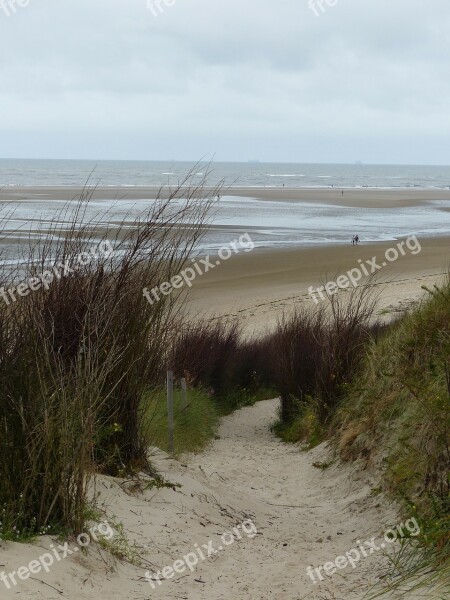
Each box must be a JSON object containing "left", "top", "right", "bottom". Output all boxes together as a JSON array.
[
  {"left": 342, "top": 190, "right": 344, "bottom": 196},
  {"left": 351, "top": 234, "right": 360, "bottom": 245}
]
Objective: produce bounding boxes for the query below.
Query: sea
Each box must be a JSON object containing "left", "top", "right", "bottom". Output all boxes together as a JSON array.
[{"left": 1, "top": 159, "right": 450, "bottom": 189}]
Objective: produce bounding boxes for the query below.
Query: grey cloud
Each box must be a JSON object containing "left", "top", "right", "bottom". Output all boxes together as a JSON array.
[{"left": 0, "top": 0, "right": 449, "bottom": 162}]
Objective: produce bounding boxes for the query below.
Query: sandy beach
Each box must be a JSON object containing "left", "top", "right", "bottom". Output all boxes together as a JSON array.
[
  {"left": 1, "top": 186, "right": 448, "bottom": 332},
  {"left": 1, "top": 159, "right": 449, "bottom": 600},
  {"left": 187, "top": 235, "right": 449, "bottom": 334}
]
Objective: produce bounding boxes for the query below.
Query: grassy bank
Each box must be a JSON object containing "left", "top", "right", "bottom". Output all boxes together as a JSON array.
[{"left": 334, "top": 280, "right": 450, "bottom": 595}]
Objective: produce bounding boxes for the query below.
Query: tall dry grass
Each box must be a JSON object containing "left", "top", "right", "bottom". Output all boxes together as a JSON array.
[
  {"left": 269, "top": 285, "right": 380, "bottom": 428},
  {"left": 0, "top": 171, "right": 219, "bottom": 538},
  {"left": 169, "top": 318, "right": 275, "bottom": 412}
]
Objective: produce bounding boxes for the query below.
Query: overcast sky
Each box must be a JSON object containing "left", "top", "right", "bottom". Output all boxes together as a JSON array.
[{"left": 0, "top": 0, "right": 449, "bottom": 164}]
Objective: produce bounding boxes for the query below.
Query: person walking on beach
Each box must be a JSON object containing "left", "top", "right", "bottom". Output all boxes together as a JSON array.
[{"left": 355, "top": 234, "right": 360, "bottom": 245}]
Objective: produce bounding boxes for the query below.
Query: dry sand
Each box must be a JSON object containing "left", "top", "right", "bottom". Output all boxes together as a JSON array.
[
  {"left": 1, "top": 398, "right": 439, "bottom": 600},
  {"left": 187, "top": 236, "right": 449, "bottom": 335}
]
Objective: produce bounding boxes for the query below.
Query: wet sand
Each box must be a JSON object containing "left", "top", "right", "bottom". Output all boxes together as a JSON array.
[
  {"left": 2, "top": 185, "right": 450, "bottom": 209},
  {"left": 1, "top": 186, "right": 449, "bottom": 333}
]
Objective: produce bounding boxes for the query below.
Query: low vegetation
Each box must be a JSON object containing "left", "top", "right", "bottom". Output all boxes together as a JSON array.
[
  {"left": 142, "top": 386, "right": 218, "bottom": 455},
  {"left": 268, "top": 286, "right": 382, "bottom": 445}
]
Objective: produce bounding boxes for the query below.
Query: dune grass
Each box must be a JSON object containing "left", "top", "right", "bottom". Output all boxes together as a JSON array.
[
  {"left": 267, "top": 285, "right": 381, "bottom": 445},
  {"left": 0, "top": 170, "right": 220, "bottom": 538},
  {"left": 334, "top": 278, "right": 450, "bottom": 596},
  {"left": 169, "top": 317, "right": 277, "bottom": 414}
]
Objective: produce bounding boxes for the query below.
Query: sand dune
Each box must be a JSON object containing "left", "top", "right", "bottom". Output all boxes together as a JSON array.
[{"left": 0, "top": 399, "right": 439, "bottom": 599}]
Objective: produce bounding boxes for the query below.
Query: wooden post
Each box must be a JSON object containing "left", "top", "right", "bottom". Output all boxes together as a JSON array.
[
  {"left": 181, "top": 377, "right": 188, "bottom": 416},
  {"left": 167, "top": 370, "right": 174, "bottom": 453}
]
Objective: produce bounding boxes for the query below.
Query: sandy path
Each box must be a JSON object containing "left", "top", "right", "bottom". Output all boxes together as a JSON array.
[
  {"left": 1, "top": 399, "right": 433, "bottom": 600},
  {"left": 179, "top": 399, "right": 401, "bottom": 600}
]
